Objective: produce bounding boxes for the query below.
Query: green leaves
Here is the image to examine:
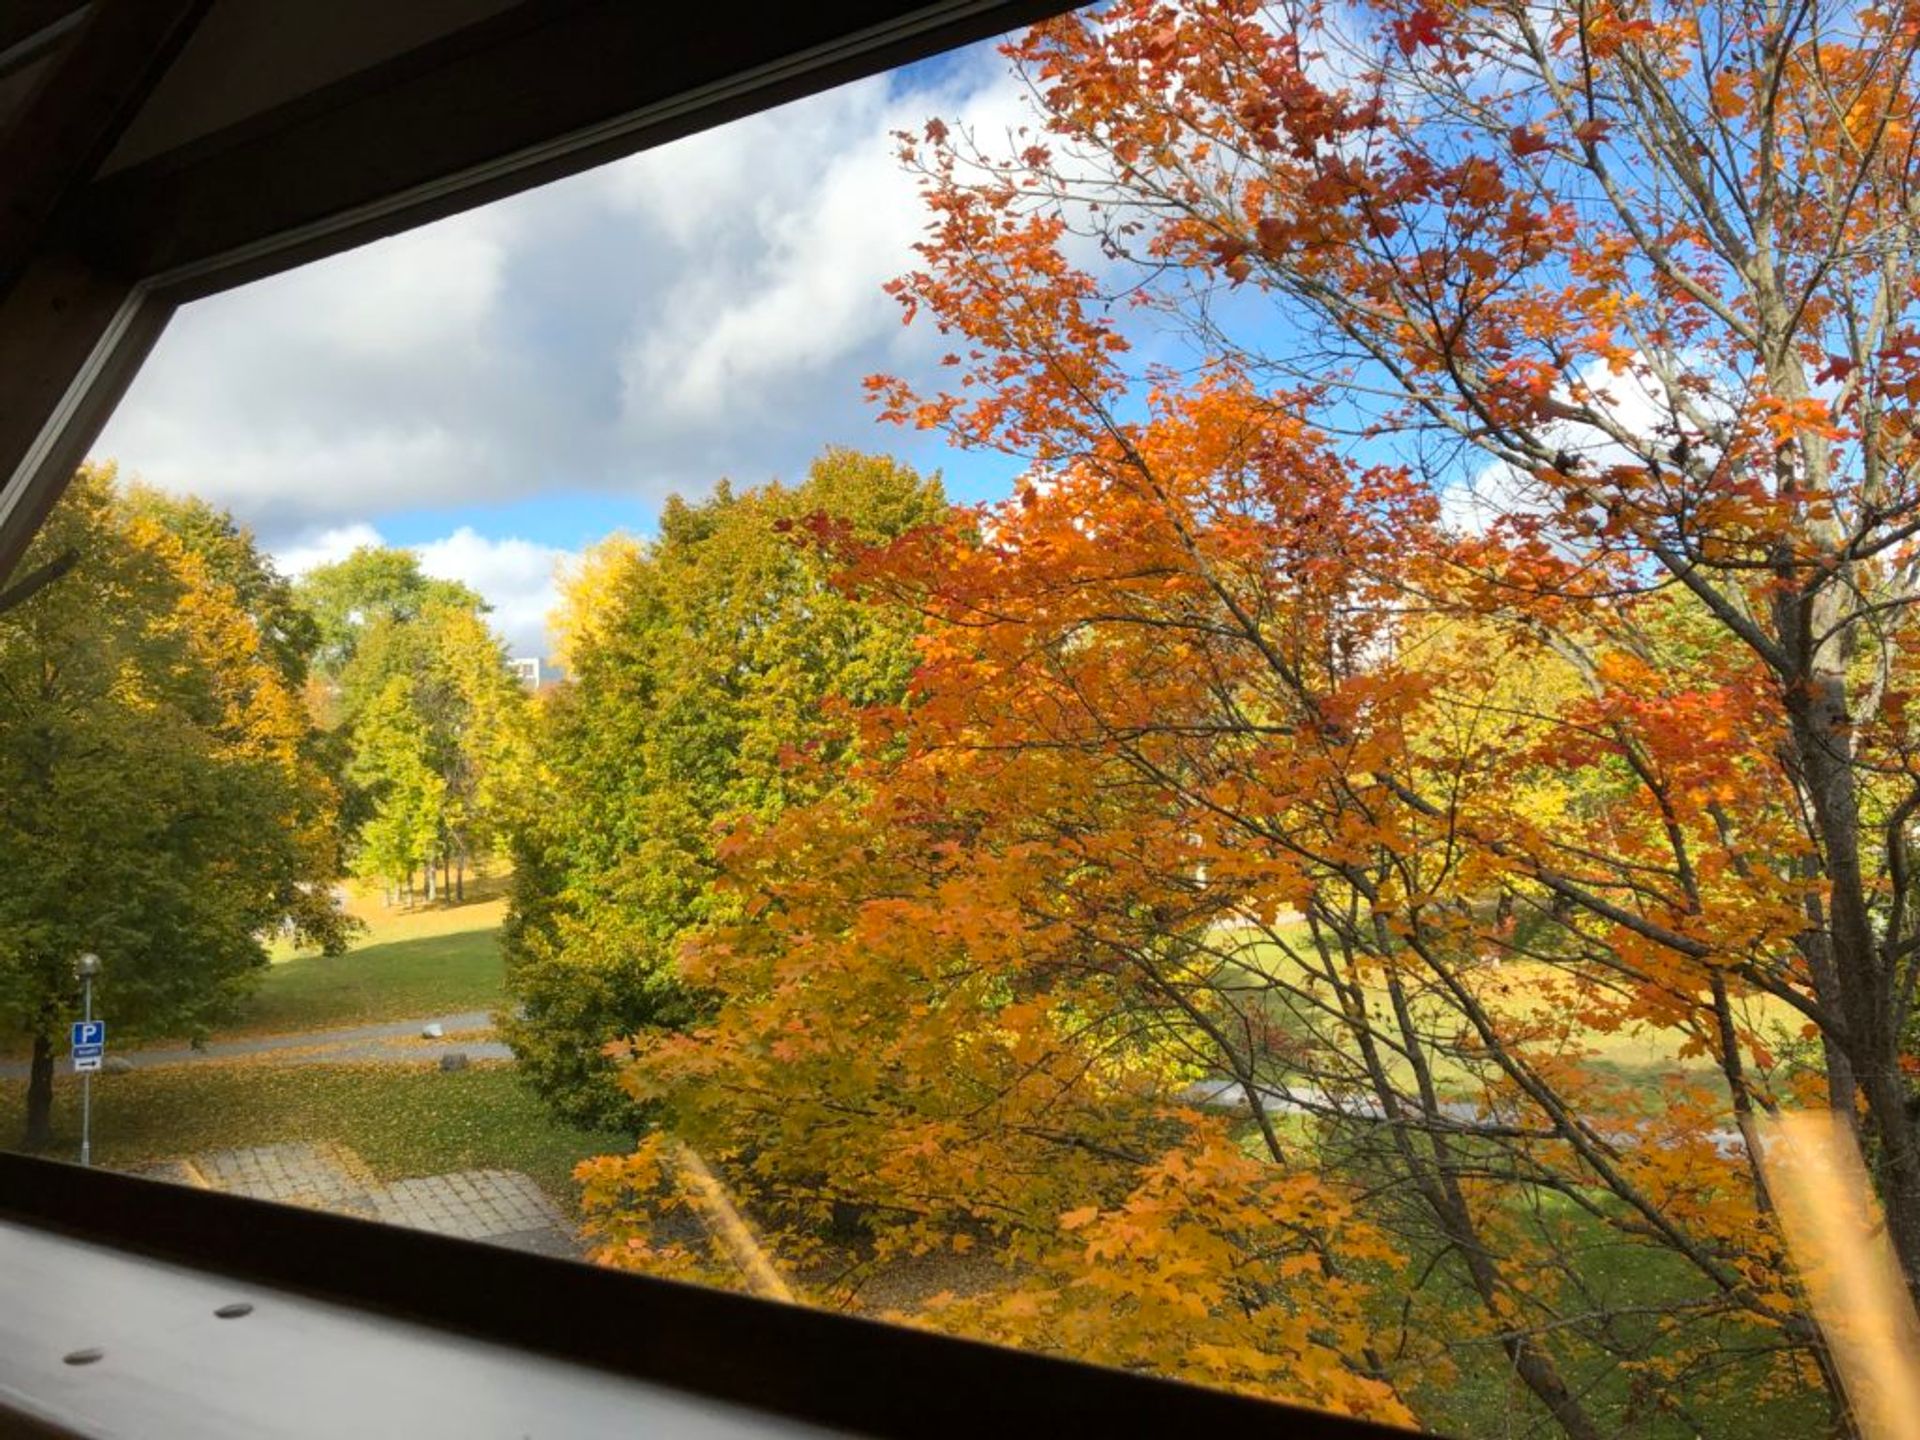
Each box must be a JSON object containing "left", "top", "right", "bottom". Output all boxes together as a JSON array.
[
  {"left": 501, "top": 450, "right": 942, "bottom": 1127},
  {"left": 325, "top": 560, "right": 532, "bottom": 899}
]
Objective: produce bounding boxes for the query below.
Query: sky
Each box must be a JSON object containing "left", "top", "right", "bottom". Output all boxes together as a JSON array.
[{"left": 91, "top": 40, "right": 1036, "bottom": 659}]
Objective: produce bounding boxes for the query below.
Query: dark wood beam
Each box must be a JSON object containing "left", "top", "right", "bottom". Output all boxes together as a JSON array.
[
  {"left": 0, "top": 0, "right": 211, "bottom": 296},
  {"left": 0, "top": 251, "right": 172, "bottom": 581},
  {"left": 0, "top": 1, "right": 90, "bottom": 64},
  {"left": 59, "top": 0, "right": 1078, "bottom": 302}
]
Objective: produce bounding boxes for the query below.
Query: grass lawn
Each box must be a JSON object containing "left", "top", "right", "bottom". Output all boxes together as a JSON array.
[
  {"left": 225, "top": 875, "right": 513, "bottom": 1036},
  {"left": 1228, "top": 923, "right": 1800, "bottom": 1097},
  {"left": 233, "top": 922, "right": 505, "bottom": 1034},
  {"left": 0, "top": 882, "right": 513, "bottom": 1060},
  {"left": 3, "top": 1062, "right": 630, "bottom": 1211}
]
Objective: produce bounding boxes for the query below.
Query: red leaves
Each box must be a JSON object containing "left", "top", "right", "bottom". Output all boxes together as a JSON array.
[
  {"left": 1813, "top": 354, "right": 1855, "bottom": 386},
  {"left": 1509, "top": 125, "right": 1552, "bottom": 157},
  {"left": 1393, "top": 4, "right": 1446, "bottom": 54}
]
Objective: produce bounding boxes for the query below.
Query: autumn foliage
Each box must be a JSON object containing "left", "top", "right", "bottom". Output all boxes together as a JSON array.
[{"left": 578, "top": 0, "right": 1920, "bottom": 1433}]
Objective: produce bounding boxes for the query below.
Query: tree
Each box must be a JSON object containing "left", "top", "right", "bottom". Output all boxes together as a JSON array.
[
  {"left": 123, "top": 487, "right": 320, "bottom": 690},
  {"left": 296, "top": 541, "right": 530, "bottom": 905},
  {"left": 296, "top": 545, "right": 483, "bottom": 682},
  {"left": 0, "top": 467, "right": 347, "bottom": 1148},
  {"left": 502, "top": 450, "right": 942, "bottom": 1128},
  {"left": 336, "top": 598, "right": 531, "bottom": 904},
  {"left": 347, "top": 671, "right": 447, "bottom": 903},
  {"left": 584, "top": 1, "right": 1920, "bottom": 1430}
]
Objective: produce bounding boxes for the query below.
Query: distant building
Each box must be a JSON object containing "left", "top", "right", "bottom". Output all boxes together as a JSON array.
[{"left": 508, "top": 656, "right": 542, "bottom": 689}]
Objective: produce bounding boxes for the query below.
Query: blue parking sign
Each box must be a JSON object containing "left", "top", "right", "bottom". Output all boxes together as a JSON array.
[{"left": 71, "top": 1020, "right": 104, "bottom": 1049}]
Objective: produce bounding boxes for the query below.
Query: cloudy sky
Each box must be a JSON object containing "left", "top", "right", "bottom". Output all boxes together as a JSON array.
[{"left": 92, "top": 42, "right": 1033, "bottom": 658}]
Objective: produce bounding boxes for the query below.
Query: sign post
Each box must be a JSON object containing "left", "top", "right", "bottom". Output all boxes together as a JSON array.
[{"left": 72, "top": 954, "right": 102, "bottom": 1167}]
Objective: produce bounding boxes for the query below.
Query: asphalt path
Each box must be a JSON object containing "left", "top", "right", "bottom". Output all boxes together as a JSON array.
[{"left": 0, "top": 1011, "right": 509, "bottom": 1078}]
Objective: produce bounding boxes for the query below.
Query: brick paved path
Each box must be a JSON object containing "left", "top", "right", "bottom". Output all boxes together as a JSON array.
[{"left": 150, "top": 1142, "right": 579, "bottom": 1258}]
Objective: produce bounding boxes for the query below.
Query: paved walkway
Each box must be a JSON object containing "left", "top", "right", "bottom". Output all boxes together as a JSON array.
[
  {"left": 0, "top": 1011, "right": 511, "bottom": 1079},
  {"left": 141, "top": 1141, "right": 579, "bottom": 1258}
]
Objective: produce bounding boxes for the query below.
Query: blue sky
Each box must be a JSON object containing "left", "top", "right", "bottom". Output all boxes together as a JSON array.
[{"left": 92, "top": 35, "right": 1033, "bottom": 657}]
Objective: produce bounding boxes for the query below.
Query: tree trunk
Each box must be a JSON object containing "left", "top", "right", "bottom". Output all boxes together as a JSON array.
[
  {"left": 22, "top": 1030, "right": 54, "bottom": 1151},
  {"left": 1783, "top": 672, "right": 1920, "bottom": 1289},
  {"left": 455, "top": 857, "right": 465, "bottom": 903}
]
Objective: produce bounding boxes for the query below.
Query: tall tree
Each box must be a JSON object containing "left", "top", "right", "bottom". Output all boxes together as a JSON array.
[
  {"left": 339, "top": 599, "right": 531, "bottom": 902},
  {"left": 123, "top": 487, "right": 320, "bottom": 690},
  {"left": 503, "top": 450, "right": 942, "bottom": 1128},
  {"left": 347, "top": 671, "right": 447, "bottom": 904},
  {"left": 0, "top": 467, "right": 348, "bottom": 1148}
]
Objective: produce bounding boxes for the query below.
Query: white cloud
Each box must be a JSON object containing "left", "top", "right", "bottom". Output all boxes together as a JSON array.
[
  {"left": 90, "top": 44, "right": 1031, "bottom": 543},
  {"left": 615, "top": 59, "right": 1027, "bottom": 429},
  {"left": 1443, "top": 355, "right": 1706, "bottom": 535},
  {"left": 271, "top": 524, "right": 571, "bottom": 660},
  {"left": 273, "top": 522, "right": 383, "bottom": 577},
  {"left": 414, "top": 527, "right": 571, "bottom": 660}
]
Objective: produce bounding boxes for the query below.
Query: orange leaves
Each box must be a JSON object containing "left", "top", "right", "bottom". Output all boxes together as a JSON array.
[
  {"left": 1710, "top": 71, "right": 1750, "bottom": 120},
  {"left": 570, "top": 1, "right": 1920, "bottom": 1419},
  {"left": 1058, "top": 1204, "right": 1100, "bottom": 1230}
]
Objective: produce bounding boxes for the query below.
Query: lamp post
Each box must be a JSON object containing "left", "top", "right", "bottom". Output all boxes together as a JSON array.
[{"left": 75, "top": 952, "right": 99, "bottom": 1167}]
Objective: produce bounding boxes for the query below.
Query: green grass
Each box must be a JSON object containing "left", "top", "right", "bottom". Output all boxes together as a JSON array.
[
  {"left": 3, "top": 1063, "right": 630, "bottom": 1211},
  {"left": 1391, "top": 1201, "right": 1829, "bottom": 1440},
  {"left": 231, "top": 924, "right": 505, "bottom": 1035},
  {"left": 1227, "top": 924, "right": 1798, "bottom": 1099}
]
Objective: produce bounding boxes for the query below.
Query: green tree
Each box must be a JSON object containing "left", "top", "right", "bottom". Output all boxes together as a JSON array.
[
  {"left": 295, "top": 545, "right": 482, "bottom": 681},
  {"left": 0, "top": 467, "right": 348, "bottom": 1148},
  {"left": 348, "top": 672, "right": 446, "bottom": 903},
  {"left": 502, "top": 449, "right": 942, "bottom": 1128},
  {"left": 340, "top": 601, "right": 531, "bottom": 902}
]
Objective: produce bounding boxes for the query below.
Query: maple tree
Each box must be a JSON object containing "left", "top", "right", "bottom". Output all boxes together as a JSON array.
[{"left": 579, "top": 0, "right": 1920, "bottom": 1431}]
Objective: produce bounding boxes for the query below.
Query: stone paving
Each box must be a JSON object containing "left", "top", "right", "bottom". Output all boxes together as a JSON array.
[
  {"left": 195, "top": 1141, "right": 378, "bottom": 1210},
  {"left": 144, "top": 1141, "right": 580, "bottom": 1257},
  {"left": 368, "top": 1170, "right": 577, "bottom": 1257}
]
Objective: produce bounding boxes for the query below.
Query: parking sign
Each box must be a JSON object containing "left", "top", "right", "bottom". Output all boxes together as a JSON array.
[{"left": 70, "top": 1019, "right": 105, "bottom": 1073}]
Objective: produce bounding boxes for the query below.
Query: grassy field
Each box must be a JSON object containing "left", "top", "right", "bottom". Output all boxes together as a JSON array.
[
  {"left": 0, "top": 870, "right": 637, "bottom": 1214},
  {"left": 234, "top": 920, "right": 505, "bottom": 1034},
  {"left": 1232, "top": 925, "right": 1801, "bottom": 1097},
  {"left": 0, "top": 881, "right": 513, "bottom": 1060},
  {"left": 234, "top": 874, "right": 510, "bottom": 1033}
]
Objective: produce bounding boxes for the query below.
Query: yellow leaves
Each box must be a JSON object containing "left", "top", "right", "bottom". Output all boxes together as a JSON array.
[{"left": 1059, "top": 1204, "right": 1101, "bottom": 1231}]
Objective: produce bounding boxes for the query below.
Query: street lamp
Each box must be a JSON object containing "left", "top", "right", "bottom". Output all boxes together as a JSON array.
[{"left": 75, "top": 953, "right": 100, "bottom": 1167}]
